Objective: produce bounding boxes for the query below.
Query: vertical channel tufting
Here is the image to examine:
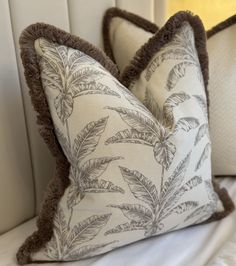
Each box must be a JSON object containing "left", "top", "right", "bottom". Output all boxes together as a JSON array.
[
  {"left": 8, "top": 0, "right": 71, "bottom": 214},
  {"left": 116, "top": 0, "right": 154, "bottom": 21},
  {"left": 66, "top": 0, "right": 72, "bottom": 34},
  {"left": 154, "top": 0, "right": 167, "bottom": 26},
  {"left": 0, "top": 0, "right": 34, "bottom": 233},
  {"left": 67, "top": 0, "right": 115, "bottom": 48}
]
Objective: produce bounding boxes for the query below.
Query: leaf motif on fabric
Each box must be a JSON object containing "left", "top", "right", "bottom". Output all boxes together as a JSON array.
[
  {"left": 68, "top": 50, "right": 94, "bottom": 70},
  {"left": 145, "top": 48, "right": 194, "bottom": 81},
  {"left": 54, "top": 126, "right": 72, "bottom": 161},
  {"left": 171, "top": 23, "right": 196, "bottom": 53},
  {"left": 165, "top": 61, "right": 196, "bottom": 91},
  {"left": 163, "top": 176, "right": 202, "bottom": 212},
  {"left": 83, "top": 179, "right": 124, "bottom": 194},
  {"left": 112, "top": 79, "right": 149, "bottom": 112},
  {"left": 192, "top": 213, "right": 212, "bottom": 224},
  {"left": 64, "top": 242, "right": 116, "bottom": 260},
  {"left": 56, "top": 45, "right": 69, "bottom": 67},
  {"left": 184, "top": 203, "right": 213, "bottom": 222},
  {"left": 81, "top": 156, "right": 122, "bottom": 180},
  {"left": 193, "top": 95, "right": 208, "bottom": 119},
  {"left": 153, "top": 139, "right": 176, "bottom": 170},
  {"left": 163, "top": 92, "right": 190, "bottom": 129},
  {"left": 45, "top": 209, "right": 112, "bottom": 260},
  {"left": 194, "top": 123, "right": 209, "bottom": 146},
  {"left": 43, "top": 205, "right": 68, "bottom": 259},
  {"left": 37, "top": 38, "right": 65, "bottom": 75},
  {"left": 143, "top": 88, "right": 162, "bottom": 120},
  {"left": 119, "top": 166, "right": 159, "bottom": 210},
  {"left": 68, "top": 67, "right": 104, "bottom": 87},
  {"left": 195, "top": 143, "right": 211, "bottom": 171},
  {"left": 72, "top": 82, "right": 120, "bottom": 98},
  {"left": 104, "top": 222, "right": 145, "bottom": 235},
  {"left": 204, "top": 180, "right": 218, "bottom": 204},
  {"left": 44, "top": 235, "right": 59, "bottom": 260},
  {"left": 161, "top": 152, "right": 191, "bottom": 198},
  {"left": 73, "top": 116, "right": 108, "bottom": 163},
  {"left": 54, "top": 92, "right": 73, "bottom": 124},
  {"left": 41, "top": 69, "right": 63, "bottom": 92},
  {"left": 52, "top": 206, "right": 68, "bottom": 257},
  {"left": 67, "top": 184, "right": 85, "bottom": 210},
  {"left": 105, "top": 129, "right": 156, "bottom": 146},
  {"left": 66, "top": 214, "right": 111, "bottom": 250},
  {"left": 108, "top": 204, "right": 153, "bottom": 223},
  {"left": 173, "top": 117, "right": 199, "bottom": 133},
  {"left": 105, "top": 106, "right": 161, "bottom": 137},
  {"left": 161, "top": 201, "right": 198, "bottom": 220}
]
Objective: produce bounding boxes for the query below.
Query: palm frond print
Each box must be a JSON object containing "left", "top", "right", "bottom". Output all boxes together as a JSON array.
[
  {"left": 38, "top": 22, "right": 216, "bottom": 260},
  {"left": 44, "top": 116, "right": 124, "bottom": 260},
  {"left": 105, "top": 89, "right": 199, "bottom": 171},
  {"left": 37, "top": 38, "right": 120, "bottom": 125},
  {"left": 44, "top": 207, "right": 115, "bottom": 260},
  {"left": 45, "top": 116, "right": 124, "bottom": 260},
  {"left": 66, "top": 117, "right": 124, "bottom": 225},
  {"left": 36, "top": 38, "right": 127, "bottom": 260},
  {"left": 145, "top": 22, "right": 204, "bottom": 90},
  {"left": 105, "top": 153, "right": 202, "bottom": 237}
]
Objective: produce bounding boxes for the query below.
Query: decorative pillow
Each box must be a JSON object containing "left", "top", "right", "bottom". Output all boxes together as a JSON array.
[
  {"left": 17, "top": 18, "right": 234, "bottom": 264},
  {"left": 207, "top": 15, "right": 236, "bottom": 176},
  {"left": 103, "top": 8, "right": 236, "bottom": 177}
]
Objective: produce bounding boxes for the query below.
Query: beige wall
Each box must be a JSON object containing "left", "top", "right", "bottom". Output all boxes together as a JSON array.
[{"left": 168, "top": 0, "right": 236, "bottom": 29}]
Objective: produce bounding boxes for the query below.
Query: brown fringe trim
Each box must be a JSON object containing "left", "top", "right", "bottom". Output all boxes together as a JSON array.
[
  {"left": 207, "top": 14, "right": 236, "bottom": 38},
  {"left": 204, "top": 180, "right": 235, "bottom": 223},
  {"left": 215, "top": 175, "right": 236, "bottom": 178},
  {"left": 103, "top": 7, "right": 159, "bottom": 63},
  {"left": 16, "top": 23, "right": 119, "bottom": 265},
  {"left": 102, "top": 10, "right": 234, "bottom": 219},
  {"left": 120, "top": 11, "right": 210, "bottom": 107}
]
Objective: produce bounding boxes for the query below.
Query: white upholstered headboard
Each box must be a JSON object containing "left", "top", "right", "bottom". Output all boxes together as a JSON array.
[{"left": 0, "top": 0, "right": 166, "bottom": 234}]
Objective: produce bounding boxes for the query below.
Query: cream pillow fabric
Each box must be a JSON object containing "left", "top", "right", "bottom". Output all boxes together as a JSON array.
[
  {"left": 105, "top": 17, "right": 153, "bottom": 73},
  {"left": 17, "top": 18, "right": 233, "bottom": 264},
  {"left": 103, "top": 9, "right": 236, "bottom": 177},
  {"left": 207, "top": 16, "right": 236, "bottom": 176}
]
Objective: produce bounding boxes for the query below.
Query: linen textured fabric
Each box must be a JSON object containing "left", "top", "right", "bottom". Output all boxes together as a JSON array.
[
  {"left": 17, "top": 16, "right": 234, "bottom": 264},
  {"left": 103, "top": 8, "right": 236, "bottom": 177},
  {"left": 207, "top": 15, "right": 236, "bottom": 176}
]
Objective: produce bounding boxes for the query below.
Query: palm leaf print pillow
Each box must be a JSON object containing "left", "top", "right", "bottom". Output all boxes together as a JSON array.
[
  {"left": 17, "top": 16, "right": 233, "bottom": 264},
  {"left": 103, "top": 8, "right": 236, "bottom": 177}
]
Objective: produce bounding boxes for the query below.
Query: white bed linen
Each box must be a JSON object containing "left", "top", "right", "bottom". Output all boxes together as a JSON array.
[
  {"left": 209, "top": 233, "right": 236, "bottom": 266},
  {"left": 1, "top": 178, "right": 235, "bottom": 266}
]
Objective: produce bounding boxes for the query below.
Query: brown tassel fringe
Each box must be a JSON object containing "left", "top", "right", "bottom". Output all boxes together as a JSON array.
[
  {"left": 119, "top": 11, "right": 210, "bottom": 106},
  {"left": 205, "top": 180, "right": 235, "bottom": 223},
  {"left": 207, "top": 14, "right": 236, "bottom": 38},
  {"left": 103, "top": 9, "right": 210, "bottom": 108},
  {"left": 17, "top": 23, "right": 119, "bottom": 265}
]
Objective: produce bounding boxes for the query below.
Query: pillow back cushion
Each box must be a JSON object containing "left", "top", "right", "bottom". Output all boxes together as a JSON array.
[
  {"left": 17, "top": 18, "right": 233, "bottom": 264},
  {"left": 207, "top": 15, "right": 236, "bottom": 176},
  {"left": 103, "top": 8, "right": 236, "bottom": 177}
]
